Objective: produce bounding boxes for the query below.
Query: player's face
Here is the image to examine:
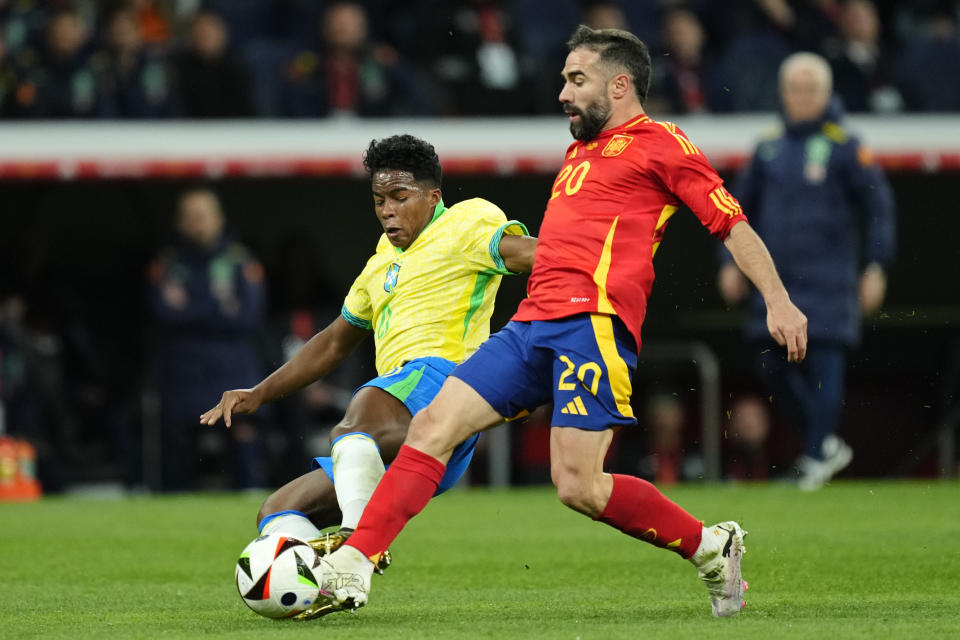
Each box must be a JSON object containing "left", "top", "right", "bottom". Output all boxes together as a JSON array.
[
  {"left": 781, "top": 67, "right": 830, "bottom": 123},
  {"left": 371, "top": 170, "right": 441, "bottom": 249},
  {"left": 559, "top": 47, "right": 613, "bottom": 141}
]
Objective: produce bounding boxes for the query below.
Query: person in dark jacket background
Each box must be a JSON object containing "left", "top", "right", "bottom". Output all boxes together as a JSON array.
[
  {"left": 147, "top": 188, "right": 266, "bottom": 491},
  {"left": 718, "top": 51, "right": 895, "bottom": 490},
  {"left": 173, "top": 9, "right": 253, "bottom": 118}
]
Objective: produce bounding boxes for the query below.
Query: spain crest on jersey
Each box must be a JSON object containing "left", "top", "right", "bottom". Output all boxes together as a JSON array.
[
  {"left": 383, "top": 262, "right": 401, "bottom": 292},
  {"left": 602, "top": 134, "right": 634, "bottom": 157}
]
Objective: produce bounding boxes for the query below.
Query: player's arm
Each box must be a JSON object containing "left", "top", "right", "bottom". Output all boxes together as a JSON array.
[
  {"left": 718, "top": 148, "right": 765, "bottom": 306},
  {"left": 498, "top": 234, "right": 538, "bottom": 273},
  {"left": 200, "top": 316, "right": 369, "bottom": 427},
  {"left": 723, "top": 221, "right": 808, "bottom": 362}
]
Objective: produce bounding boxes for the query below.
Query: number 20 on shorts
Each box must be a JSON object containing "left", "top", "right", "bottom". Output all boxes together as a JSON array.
[
  {"left": 557, "top": 354, "right": 602, "bottom": 395},
  {"left": 551, "top": 161, "right": 591, "bottom": 200}
]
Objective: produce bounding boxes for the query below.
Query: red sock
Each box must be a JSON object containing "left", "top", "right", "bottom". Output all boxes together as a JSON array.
[
  {"left": 595, "top": 474, "right": 703, "bottom": 558},
  {"left": 346, "top": 445, "right": 445, "bottom": 560}
]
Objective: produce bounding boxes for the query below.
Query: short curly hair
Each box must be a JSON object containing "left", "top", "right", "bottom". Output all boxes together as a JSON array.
[{"left": 362, "top": 134, "right": 442, "bottom": 188}]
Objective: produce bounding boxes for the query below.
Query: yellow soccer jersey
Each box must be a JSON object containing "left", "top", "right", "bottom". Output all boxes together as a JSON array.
[{"left": 341, "top": 198, "right": 527, "bottom": 374}]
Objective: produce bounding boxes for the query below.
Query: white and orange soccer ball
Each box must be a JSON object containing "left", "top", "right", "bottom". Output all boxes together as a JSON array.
[{"left": 235, "top": 534, "right": 325, "bottom": 619}]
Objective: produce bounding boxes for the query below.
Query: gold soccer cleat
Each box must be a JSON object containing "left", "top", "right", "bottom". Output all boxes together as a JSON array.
[
  {"left": 308, "top": 528, "right": 392, "bottom": 575},
  {"left": 293, "top": 596, "right": 345, "bottom": 621}
]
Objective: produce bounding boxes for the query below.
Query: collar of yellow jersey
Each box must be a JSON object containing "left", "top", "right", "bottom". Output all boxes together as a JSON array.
[{"left": 394, "top": 200, "right": 447, "bottom": 253}]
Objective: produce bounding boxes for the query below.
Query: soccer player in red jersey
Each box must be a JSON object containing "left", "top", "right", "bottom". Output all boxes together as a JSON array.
[{"left": 319, "top": 26, "right": 808, "bottom": 618}]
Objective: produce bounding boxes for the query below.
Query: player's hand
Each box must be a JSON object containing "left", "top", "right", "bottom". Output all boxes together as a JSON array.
[
  {"left": 200, "top": 388, "right": 262, "bottom": 428},
  {"left": 718, "top": 263, "right": 749, "bottom": 306},
  {"left": 859, "top": 264, "right": 886, "bottom": 315},
  {"left": 766, "top": 297, "right": 808, "bottom": 363}
]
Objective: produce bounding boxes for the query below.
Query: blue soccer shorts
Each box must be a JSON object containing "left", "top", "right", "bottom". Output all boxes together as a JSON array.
[
  {"left": 452, "top": 313, "right": 638, "bottom": 430},
  {"left": 312, "top": 356, "right": 479, "bottom": 495}
]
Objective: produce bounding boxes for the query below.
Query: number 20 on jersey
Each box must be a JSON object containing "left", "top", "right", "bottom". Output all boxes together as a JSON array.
[{"left": 551, "top": 161, "right": 591, "bottom": 200}]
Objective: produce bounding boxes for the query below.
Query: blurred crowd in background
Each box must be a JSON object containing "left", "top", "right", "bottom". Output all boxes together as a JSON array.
[
  {"left": 1, "top": 0, "right": 957, "bottom": 495},
  {"left": 1, "top": 0, "right": 960, "bottom": 120}
]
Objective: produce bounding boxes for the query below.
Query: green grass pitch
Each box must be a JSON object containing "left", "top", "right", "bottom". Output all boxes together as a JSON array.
[{"left": 1, "top": 481, "right": 958, "bottom": 639}]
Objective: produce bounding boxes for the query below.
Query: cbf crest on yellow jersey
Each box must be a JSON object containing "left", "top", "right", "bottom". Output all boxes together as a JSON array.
[{"left": 341, "top": 198, "right": 527, "bottom": 374}]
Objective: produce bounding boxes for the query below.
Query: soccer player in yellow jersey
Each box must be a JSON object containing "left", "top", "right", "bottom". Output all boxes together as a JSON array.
[{"left": 200, "top": 134, "right": 535, "bottom": 573}]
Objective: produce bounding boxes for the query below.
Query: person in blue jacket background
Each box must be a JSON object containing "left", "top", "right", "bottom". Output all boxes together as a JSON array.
[
  {"left": 148, "top": 187, "right": 267, "bottom": 491},
  {"left": 718, "top": 51, "right": 896, "bottom": 490}
]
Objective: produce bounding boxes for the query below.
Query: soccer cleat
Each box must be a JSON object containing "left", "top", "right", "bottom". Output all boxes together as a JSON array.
[
  {"left": 320, "top": 545, "right": 375, "bottom": 612},
  {"left": 308, "top": 528, "right": 392, "bottom": 575},
  {"left": 308, "top": 528, "right": 353, "bottom": 556},
  {"left": 292, "top": 595, "right": 344, "bottom": 621},
  {"left": 692, "top": 521, "right": 748, "bottom": 618},
  {"left": 293, "top": 554, "right": 368, "bottom": 621},
  {"left": 797, "top": 435, "right": 854, "bottom": 491}
]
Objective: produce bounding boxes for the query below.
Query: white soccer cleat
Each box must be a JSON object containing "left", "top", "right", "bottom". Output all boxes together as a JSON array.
[
  {"left": 692, "top": 521, "right": 748, "bottom": 618},
  {"left": 320, "top": 545, "right": 376, "bottom": 611}
]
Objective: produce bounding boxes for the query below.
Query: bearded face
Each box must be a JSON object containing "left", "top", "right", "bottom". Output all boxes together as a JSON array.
[{"left": 565, "top": 92, "right": 613, "bottom": 141}]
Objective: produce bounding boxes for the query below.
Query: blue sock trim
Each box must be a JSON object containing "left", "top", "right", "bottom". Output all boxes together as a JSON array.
[
  {"left": 330, "top": 431, "right": 381, "bottom": 453},
  {"left": 257, "top": 509, "right": 309, "bottom": 534}
]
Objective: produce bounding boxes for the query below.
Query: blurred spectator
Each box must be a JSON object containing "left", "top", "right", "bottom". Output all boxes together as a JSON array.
[
  {"left": 131, "top": 0, "right": 173, "bottom": 48},
  {"left": 410, "top": 0, "right": 536, "bottom": 115},
  {"left": 718, "top": 52, "right": 896, "bottom": 490},
  {"left": 2, "top": 0, "right": 959, "bottom": 118},
  {"left": 700, "top": 0, "right": 839, "bottom": 54},
  {"left": 173, "top": 9, "right": 252, "bottom": 117},
  {"left": 512, "top": 0, "right": 578, "bottom": 68},
  {"left": 17, "top": 8, "right": 103, "bottom": 118},
  {"left": 0, "top": 0, "right": 46, "bottom": 59},
  {"left": 0, "top": 294, "right": 75, "bottom": 492},
  {"left": 96, "top": 6, "right": 173, "bottom": 118},
  {"left": 725, "top": 394, "right": 771, "bottom": 480},
  {"left": 532, "top": 1, "right": 627, "bottom": 114},
  {"left": 895, "top": 8, "right": 960, "bottom": 111},
  {"left": 582, "top": 1, "right": 628, "bottom": 31},
  {"left": 147, "top": 188, "right": 267, "bottom": 491},
  {"left": 0, "top": 29, "right": 18, "bottom": 117},
  {"left": 822, "top": 0, "right": 903, "bottom": 113},
  {"left": 648, "top": 8, "right": 726, "bottom": 114},
  {"left": 281, "top": 1, "right": 432, "bottom": 117}
]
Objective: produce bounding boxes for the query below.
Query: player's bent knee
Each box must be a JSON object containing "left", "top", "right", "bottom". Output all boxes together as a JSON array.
[
  {"left": 406, "top": 404, "right": 457, "bottom": 456},
  {"left": 552, "top": 473, "right": 605, "bottom": 517},
  {"left": 257, "top": 491, "right": 285, "bottom": 527}
]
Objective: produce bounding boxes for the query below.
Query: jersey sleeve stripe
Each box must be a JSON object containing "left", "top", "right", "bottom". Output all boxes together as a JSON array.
[
  {"left": 716, "top": 187, "right": 742, "bottom": 212},
  {"left": 341, "top": 305, "right": 372, "bottom": 330},
  {"left": 675, "top": 134, "right": 699, "bottom": 155},
  {"left": 488, "top": 220, "right": 530, "bottom": 274},
  {"left": 709, "top": 191, "right": 738, "bottom": 216},
  {"left": 711, "top": 187, "right": 743, "bottom": 216}
]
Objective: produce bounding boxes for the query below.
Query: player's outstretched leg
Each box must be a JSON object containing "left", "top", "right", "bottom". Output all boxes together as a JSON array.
[{"left": 690, "top": 521, "right": 749, "bottom": 617}]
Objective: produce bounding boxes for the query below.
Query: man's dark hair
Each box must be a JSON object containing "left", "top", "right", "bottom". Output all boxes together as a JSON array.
[
  {"left": 363, "top": 135, "right": 442, "bottom": 188},
  {"left": 567, "top": 25, "right": 652, "bottom": 105}
]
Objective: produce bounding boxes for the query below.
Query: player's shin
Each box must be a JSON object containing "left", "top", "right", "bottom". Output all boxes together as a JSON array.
[
  {"left": 331, "top": 432, "right": 386, "bottom": 529},
  {"left": 345, "top": 444, "right": 445, "bottom": 563},
  {"left": 594, "top": 473, "right": 703, "bottom": 558}
]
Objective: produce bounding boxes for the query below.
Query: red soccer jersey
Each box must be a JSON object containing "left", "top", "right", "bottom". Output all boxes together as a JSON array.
[{"left": 513, "top": 114, "right": 747, "bottom": 350}]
